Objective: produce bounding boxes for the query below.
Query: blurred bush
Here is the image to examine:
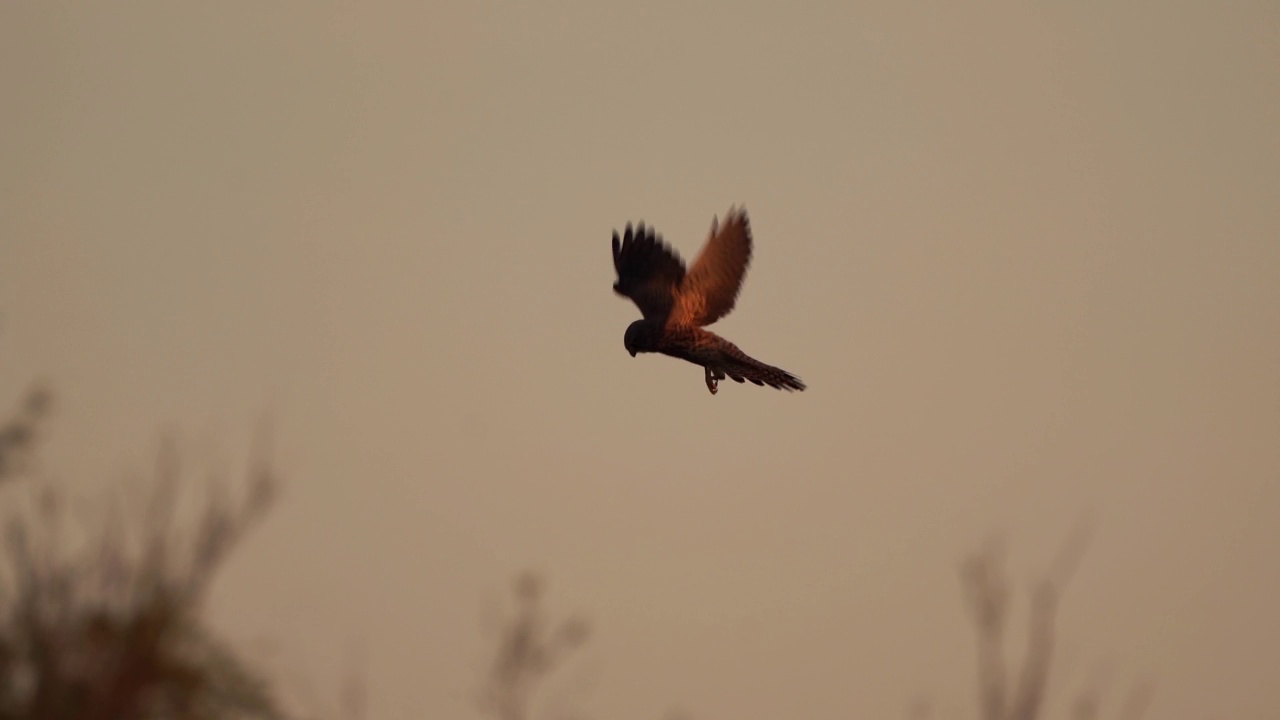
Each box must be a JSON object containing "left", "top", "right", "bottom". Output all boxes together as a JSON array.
[{"left": 0, "top": 386, "right": 285, "bottom": 720}]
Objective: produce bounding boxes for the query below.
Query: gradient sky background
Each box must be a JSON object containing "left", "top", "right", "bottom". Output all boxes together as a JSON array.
[{"left": 3, "top": 2, "right": 1278, "bottom": 718}]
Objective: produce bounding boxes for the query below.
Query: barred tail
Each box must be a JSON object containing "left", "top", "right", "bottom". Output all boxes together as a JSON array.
[{"left": 720, "top": 345, "right": 806, "bottom": 392}]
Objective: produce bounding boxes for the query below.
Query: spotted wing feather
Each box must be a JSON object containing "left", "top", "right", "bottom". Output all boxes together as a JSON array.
[{"left": 672, "top": 206, "right": 754, "bottom": 327}]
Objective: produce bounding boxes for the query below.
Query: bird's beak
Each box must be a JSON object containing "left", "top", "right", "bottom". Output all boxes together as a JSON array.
[{"left": 629, "top": 349, "right": 637, "bottom": 357}]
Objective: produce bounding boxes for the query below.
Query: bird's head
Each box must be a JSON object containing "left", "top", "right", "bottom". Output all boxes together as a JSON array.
[{"left": 623, "top": 320, "right": 660, "bottom": 357}]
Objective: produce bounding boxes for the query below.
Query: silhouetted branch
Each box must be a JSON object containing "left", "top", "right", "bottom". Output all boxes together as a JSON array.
[
  {"left": 0, "top": 386, "right": 51, "bottom": 484},
  {"left": 959, "top": 520, "right": 1103, "bottom": 720},
  {"left": 952, "top": 518, "right": 1153, "bottom": 720},
  {"left": 478, "top": 573, "right": 591, "bottom": 720},
  {"left": 961, "top": 536, "right": 1010, "bottom": 720}
]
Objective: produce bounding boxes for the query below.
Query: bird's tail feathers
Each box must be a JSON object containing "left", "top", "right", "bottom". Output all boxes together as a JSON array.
[{"left": 720, "top": 346, "right": 806, "bottom": 392}]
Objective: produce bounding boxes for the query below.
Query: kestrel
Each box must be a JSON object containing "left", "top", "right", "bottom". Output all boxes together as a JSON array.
[{"left": 611, "top": 206, "right": 806, "bottom": 395}]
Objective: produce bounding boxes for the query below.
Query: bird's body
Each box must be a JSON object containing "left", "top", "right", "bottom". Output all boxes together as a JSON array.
[{"left": 611, "top": 207, "right": 805, "bottom": 395}]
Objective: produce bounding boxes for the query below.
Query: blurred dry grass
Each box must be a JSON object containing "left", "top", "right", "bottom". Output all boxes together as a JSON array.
[
  {"left": 477, "top": 573, "right": 591, "bottom": 720},
  {"left": 932, "top": 521, "right": 1153, "bottom": 720},
  {"left": 481, "top": 530, "right": 1154, "bottom": 720},
  {"left": 0, "top": 371, "right": 1153, "bottom": 720},
  {"left": 0, "top": 385, "right": 284, "bottom": 719}
]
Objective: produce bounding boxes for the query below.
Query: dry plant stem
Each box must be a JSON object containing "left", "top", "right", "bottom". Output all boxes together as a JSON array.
[
  {"left": 961, "top": 517, "right": 1097, "bottom": 720},
  {"left": 480, "top": 574, "right": 590, "bottom": 720}
]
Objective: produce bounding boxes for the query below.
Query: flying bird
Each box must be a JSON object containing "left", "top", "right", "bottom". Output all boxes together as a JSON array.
[{"left": 611, "top": 206, "right": 805, "bottom": 395}]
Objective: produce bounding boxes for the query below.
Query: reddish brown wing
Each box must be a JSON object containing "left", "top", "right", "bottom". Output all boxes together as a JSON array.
[
  {"left": 612, "top": 222, "right": 686, "bottom": 321},
  {"left": 672, "top": 207, "right": 753, "bottom": 327}
]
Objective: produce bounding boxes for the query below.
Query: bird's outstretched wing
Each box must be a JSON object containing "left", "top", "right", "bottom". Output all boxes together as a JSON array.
[
  {"left": 672, "top": 206, "right": 753, "bottom": 327},
  {"left": 612, "top": 222, "right": 686, "bottom": 321}
]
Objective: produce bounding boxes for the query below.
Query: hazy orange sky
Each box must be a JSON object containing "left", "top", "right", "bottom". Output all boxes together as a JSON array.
[{"left": 2, "top": 2, "right": 1278, "bottom": 718}]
